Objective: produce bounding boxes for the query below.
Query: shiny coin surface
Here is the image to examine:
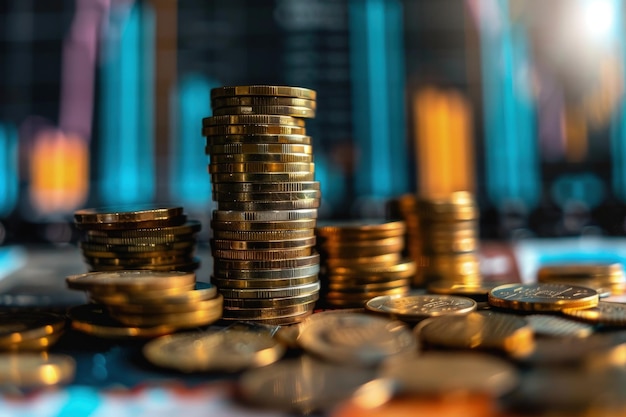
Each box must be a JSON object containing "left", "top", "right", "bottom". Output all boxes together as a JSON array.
[
  {"left": 92, "top": 281, "right": 216, "bottom": 305},
  {"left": 562, "top": 301, "right": 626, "bottom": 326},
  {"left": 0, "top": 312, "right": 66, "bottom": 347},
  {"left": 212, "top": 247, "right": 312, "bottom": 261},
  {"left": 381, "top": 352, "right": 518, "bottom": 397},
  {"left": 207, "top": 133, "right": 312, "bottom": 145},
  {"left": 85, "top": 233, "right": 197, "bottom": 246},
  {"left": 107, "top": 292, "right": 222, "bottom": 315},
  {"left": 237, "top": 356, "right": 376, "bottom": 414},
  {"left": 211, "top": 85, "right": 316, "bottom": 100},
  {"left": 524, "top": 314, "right": 594, "bottom": 338},
  {"left": 74, "top": 205, "right": 184, "bottom": 225},
  {"left": 488, "top": 283, "right": 599, "bottom": 312},
  {"left": 214, "top": 253, "right": 320, "bottom": 270},
  {"left": 538, "top": 263, "right": 625, "bottom": 281},
  {"left": 213, "top": 190, "right": 320, "bottom": 202},
  {"left": 203, "top": 124, "right": 306, "bottom": 137},
  {"left": 366, "top": 294, "right": 477, "bottom": 322},
  {"left": 221, "top": 302, "right": 316, "bottom": 320},
  {"left": 217, "top": 199, "right": 320, "bottom": 211},
  {"left": 212, "top": 105, "right": 315, "bottom": 118},
  {"left": 213, "top": 209, "right": 317, "bottom": 222},
  {"left": 426, "top": 281, "right": 502, "bottom": 302},
  {"left": 85, "top": 220, "right": 201, "bottom": 238},
  {"left": 0, "top": 353, "right": 75, "bottom": 388},
  {"left": 144, "top": 328, "right": 285, "bottom": 373},
  {"left": 417, "top": 311, "right": 534, "bottom": 356},
  {"left": 211, "top": 95, "right": 316, "bottom": 109},
  {"left": 213, "top": 263, "right": 319, "bottom": 280},
  {"left": 66, "top": 270, "right": 196, "bottom": 293},
  {"left": 202, "top": 114, "right": 306, "bottom": 127},
  {"left": 80, "top": 240, "right": 195, "bottom": 254},
  {"left": 297, "top": 312, "right": 416, "bottom": 366},
  {"left": 211, "top": 172, "right": 315, "bottom": 183},
  {"left": 84, "top": 254, "right": 194, "bottom": 267},
  {"left": 210, "top": 152, "right": 313, "bottom": 164}
]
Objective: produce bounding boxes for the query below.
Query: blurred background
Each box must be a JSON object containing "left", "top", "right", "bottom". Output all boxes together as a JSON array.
[{"left": 0, "top": 0, "right": 625, "bottom": 245}]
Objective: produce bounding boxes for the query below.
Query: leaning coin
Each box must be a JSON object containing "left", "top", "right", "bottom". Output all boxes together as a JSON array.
[
  {"left": 0, "top": 353, "right": 75, "bottom": 388},
  {"left": 0, "top": 312, "right": 66, "bottom": 348},
  {"left": 562, "top": 301, "right": 626, "bottom": 326},
  {"left": 488, "top": 283, "right": 599, "bottom": 312},
  {"left": 143, "top": 328, "right": 285, "bottom": 373},
  {"left": 237, "top": 356, "right": 378, "bottom": 414},
  {"left": 66, "top": 270, "right": 196, "bottom": 293},
  {"left": 297, "top": 312, "right": 416, "bottom": 367},
  {"left": 366, "top": 294, "right": 477, "bottom": 322}
]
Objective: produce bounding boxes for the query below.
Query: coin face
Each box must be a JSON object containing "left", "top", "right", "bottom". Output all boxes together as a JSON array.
[
  {"left": 488, "top": 283, "right": 599, "bottom": 311},
  {"left": 562, "top": 301, "right": 626, "bottom": 326},
  {"left": 366, "top": 294, "right": 477, "bottom": 321},
  {"left": 297, "top": 312, "right": 416, "bottom": 366}
]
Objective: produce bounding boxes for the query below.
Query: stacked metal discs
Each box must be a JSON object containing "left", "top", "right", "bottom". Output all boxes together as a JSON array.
[
  {"left": 389, "top": 191, "right": 480, "bottom": 287},
  {"left": 205, "top": 85, "right": 321, "bottom": 325},
  {"left": 74, "top": 206, "right": 200, "bottom": 272},
  {"left": 0, "top": 311, "right": 66, "bottom": 351},
  {"left": 537, "top": 263, "right": 626, "bottom": 297},
  {"left": 316, "top": 220, "right": 415, "bottom": 308}
]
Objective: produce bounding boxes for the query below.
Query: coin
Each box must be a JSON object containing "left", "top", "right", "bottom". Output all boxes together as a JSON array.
[
  {"left": 524, "top": 314, "right": 594, "bottom": 338},
  {"left": 207, "top": 134, "right": 312, "bottom": 145},
  {"left": 85, "top": 233, "right": 197, "bottom": 246},
  {"left": 223, "top": 303, "right": 316, "bottom": 321},
  {"left": 327, "top": 279, "right": 410, "bottom": 292},
  {"left": 66, "top": 270, "right": 196, "bottom": 293},
  {"left": 210, "top": 153, "right": 313, "bottom": 164},
  {"left": 297, "top": 312, "right": 416, "bottom": 366},
  {"left": 110, "top": 301, "right": 222, "bottom": 327},
  {"left": 218, "top": 282, "right": 320, "bottom": 299},
  {"left": 82, "top": 248, "right": 194, "bottom": 260},
  {"left": 416, "top": 311, "right": 534, "bottom": 356},
  {"left": 214, "top": 253, "right": 320, "bottom": 270},
  {"left": 84, "top": 254, "right": 194, "bottom": 267},
  {"left": 206, "top": 143, "right": 312, "bottom": 155},
  {"left": 426, "top": 281, "right": 502, "bottom": 302},
  {"left": 324, "top": 288, "right": 409, "bottom": 307},
  {"left": 212, "top": 181, "right": 320, "bottom": 194},
  {"left": 562, "top": 301, "right": 626, "bottom": 326},
  {"left": 324, "top": 253, "right": 401, "bottom": 269},
  {"left": 209, "top": 161, "right": 314, "bottom": 174},
  {"left": 316, "top": 220, "right": 406, "bottom": 239},
  {"left": 213, "top": 105, "right": 315, "bottom": 118},
  {"left": 211, "top": 237, "right": 316, "bottom": 251},
  {"left": 75, "top": 215, "right": 187, "bottom": 231},
  {"left": 89, "top": 259, "right": 200, "bottom": 272},
  {"left": 365, "top": 294, "right": 477, "bottom": 322},
  {"left": 202, "top": 114, "right": 306, "bottom": 127},
  {"left": 211, "top": 172, "right": 315, "bottom": 183},
  {"left": 217, "top": 200, "right": 319, "bottom": 211},
  {"left": 92, "top": 281, "right": 217, "bottom": 305},
  {"left": 212, "top": 247, "right": 312, "bottom": 261},
  {"left": 211, "top": 85, "right": 316, "bottom": 100},
  {"left": 212, "top": 228, "right": 315, "bottom": 241},
  {"left": 85, "top": 220, "right": 201, "bottom": 238},
  {"left": 416, "top": 191, "right": 478, "bottom": 221},
  {"left": 212, "top": 96, "right": 316, "bottom": 109},
  {"left": 381, "top": 352, "right": 518, "bottom": 396},
  {"left": 212, "top": 274, "right": 318, "bottom": 289},
  {"left": 213, "top": 263, "right": 319, "bottom": 280},
  {"left": 211, "top": 218, "right": 317, "bottom": 232},
  {"left": 203, "top": 124, "right": 306, "bottom": 137},
  {"left": 221, "top": 311, "right": 314, "bottom": 326},
  {"left": 0, "top": 353, "right": 75, "bottom": 387},
  {"left": 213, "top": 190, "right": 320, "bottom": 203},
  {"left": 74, "top": 205, "right": 184, "bottom": 225},
  {"left": 222, "top": 291, "right": 319, "bottom": 309},
  {"left": 327, "top": 260, "right": 417, "bottom": 279},
  {"left": 107, "top": 292, "right": 223, "bottom": 315},
  {"left": 0, "top": 312, "right": 66, "bottom": 348},
  {"left": 213, "top": 209, "right": 317, "bottom": 222},
  {"left": 80, "top": 240, "right": 195, "bottom": 254},
  {"left": 488, "top": 283, "right": 599, "bottom": 312},
  {"left": 237, "top": 356, "right": 377, "bottom": 414}
]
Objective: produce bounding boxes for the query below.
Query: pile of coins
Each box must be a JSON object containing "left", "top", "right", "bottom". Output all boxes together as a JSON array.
[
  {"left": 316, "top": 220, "right": 415, "bottom": 308},
  {"left": 0, "top": 311, "right": 66, "bottom": 351},
  {"left": 205, "top": 85, "right": 321, "bottom": 324},
  {"left": 74, "top": 206, "right": 200, "bottom": 272},
  {"left": 66, "top": 270, "right": 222, "bottom": 338},
  {"left": 537, "top": 263, "right": 626, "bottom": 297},
  {"left": 388, "top": 191, "right": 480, "bottom": 287}
]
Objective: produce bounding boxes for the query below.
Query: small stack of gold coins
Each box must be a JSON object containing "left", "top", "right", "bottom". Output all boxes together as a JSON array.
[
  {"left": 315, "top": 220, "right": 415, "bottom": 308},
  {"left": 205, "top": 85, "right": 321, "bottom": 325},
  {"left": 0, "top": 311, "right": 66, "bottom": 351},
  {"left": 74, "top": 206, "right": 200, "bottom": 272},
  {"left": 537, "top": 263, "right": 626, "bottom": 297},
  {"left": 66, "top": 270, "right": 222, "bottom": 338},
  {"left": 389, "top": 191, "right": 480, "bottom": 287}
]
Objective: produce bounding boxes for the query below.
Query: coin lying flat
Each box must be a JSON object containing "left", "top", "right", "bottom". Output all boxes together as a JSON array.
[
  {"left": 211, "top": 96, "right": 316, "bottom": 109},
  {"left": 562, "top": 301, "right": 626, "bottom": 326},
  {"left": 297, "top": 312, "right": 416, "bottom": 367},
  {"left": 202, "top": 114, "right": 306, "bottom": 127},
  {"left": 366, "top": 294, "right": 477, "bottom": 322},
  {"left": 211, "top": 85, "right": 317, "bottom": 100},
  {"left": 66, "top": 270, "right": 196, "bottom": 293},
  {"left": 207, "top": 133, "right": 312, "bottom": 145},
  {"left": 212, "top": 181, "right": 320, "bottom": 194},
  {"left": 488, "top": 283, "right": 599, "bottom": 312},
  {"left": 524, "top": 314, "right": 594, "bottom": 338},
  {"left": 91, "top": 281, "right": 216, "bottom": 305},
  {"left": 203, "top": 125, "right": 306, "bottom": 137},
  {"left": 109, "top": 296, "right": 223, "bottom": 327},
  {"left": 426, "top": 281, "right": 502, "bottom": 302},
  {"left": 212, "top": 228, "right": 315, "bottom": 242},
  {"left": 212, "top": 105, "right": 315, "bottom": 118},
  {"left": 143, "top": 328, "right": 285, "bottom": 373},
  {"left": 85, "top": 220, "right": 201, "bottom": 238},
  {"left": 0, "top": 353, "right": 75, "bottom": 388},
  {"left": 213, "top": 274, "right": 319, "bottom": 290},
  {"left": 74, "top": 206, "right": 185, "bottom": 230}
]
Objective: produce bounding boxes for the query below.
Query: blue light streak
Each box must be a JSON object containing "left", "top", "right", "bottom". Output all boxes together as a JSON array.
[{"left": 0, "top": 123, "right": 18, "bottom": 217}]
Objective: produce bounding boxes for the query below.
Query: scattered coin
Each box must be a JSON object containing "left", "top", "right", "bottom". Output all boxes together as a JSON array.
[{"left": 488, "top": 283, "right": 599, "bottom": 312}]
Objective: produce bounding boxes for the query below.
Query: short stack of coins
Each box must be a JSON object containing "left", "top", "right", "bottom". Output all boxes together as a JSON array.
[
  {"left": 315, "top": 220, "right": 415, "bottom": 308},
  {"left": 537, "top": 263, "right": 626, "bottom": 297},
  {"left": 389, "top": 191, "right": 480, "bottom": 287},
  {"left": 66, "top": 270, "right": 222, "bottom": 338},
  {"left": 205, "top": 85, "right": 321, "bottom": 325},
  {"left": 74, "top": 206, "right": 200, "bottom": 272}
]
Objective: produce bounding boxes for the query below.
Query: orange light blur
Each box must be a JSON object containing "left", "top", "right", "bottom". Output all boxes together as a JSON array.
[
  {"left": 29, "top": 130, "right": 89, "bottom": 215},
  {"left": 563, "top": 104, "right": 588, "bottom": 163},
  {"left": 413, "top": 87, "right": 475, "bottom": 196}
]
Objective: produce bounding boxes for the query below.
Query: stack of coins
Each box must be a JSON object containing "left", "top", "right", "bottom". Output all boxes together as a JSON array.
[
  {"left": 315, "top": 220, "right": 415, "bottom": 308},
  {"left": 388, "top": 191, "right": 480, "bottom": 287},
  {"left": 205, "top": 85, "right": 321, "bottom": 325},
  {"left": 74, "top": 206, "right": 200, "bottom": 272},
  {"left": 537, "top": 263, "right": 626, "bottom": 297},
  {"left": 66, "top": 271, "right": 222, "bottom": 338},
  {"left": 0, "top": 311, "right": 66, "bottom": 351}
]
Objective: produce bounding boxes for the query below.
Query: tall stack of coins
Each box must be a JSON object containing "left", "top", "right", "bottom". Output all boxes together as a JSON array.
[
  {"left": 74, "top": 206, "right": 200, "bottom": 272},
  {"left": 389, "top": 191, "right": 480, "bottom": 287},
  {"left": 315, "top": 220, "right": 415, "bottom": 308},
  {"left": 205, "top": 85, "right": 320, "bottom": 325}
]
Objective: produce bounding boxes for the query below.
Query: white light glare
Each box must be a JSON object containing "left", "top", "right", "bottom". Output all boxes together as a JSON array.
[{"left": 583, "top": 0, "right": 616, "bottom": 40}]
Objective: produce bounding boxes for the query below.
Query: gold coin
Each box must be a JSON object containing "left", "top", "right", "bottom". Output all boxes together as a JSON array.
[
  {"left": 80, "top": 240, "right": 195, "bottom": 254},
  {"left": 110, "top": 299, "right": 222, "bottom": 327},
  {"left": 213, "top": 190, "right": 320, "bottom": 202},
  {"left": 213, "top": 208, "right": 317, "bottom": 222},
  {"left": 416, "top": 191, "right": 478, "bottom": 221},
  {"left": 212, "top": 247, "right": 312, "bottom": 261},
  {"left": 69, "top": 304, "right": 178, "bottom": 338},
  {"left": 143, "top": 328, "right": 285, "bottom": 373},
  {"left": 221, "top": 310, "right": 314, "bottom": 326},
  {"left": 211, "top": 218, "right": 317, "bottom": 232},
  {"left": 214, "top": 252, "right": 319, "bottom": 270},
  {"left": 85, "top": 220, "right": 201, "bottom": 238},
  {"left": 75, "top": 215, "right": 188, "bottom": 231},
  {"left": 324, "top": 287, "right": 409, "bottom": 304},
  {"left": 211, "top": 172, "right": 315, "bottom": 183},
  {"left": 202, "top": 114, "right": 305, "bottom": 127},
  {"left": 213, "top": 263, "right": 319, "bottom": 280},
  {"left": 4, "top": 332, "right": 64, "bottom": 352},
  {"left": 212, "top": 95, "right": 316, "bottom": 109},
  {"left": 209, "top": 152, "right": 313, "bottom": 164},
  {"left": 0, "top": 312, "right": 66, "bottom": 348},
  {"left": 88, "top": 259, "right": 200, "bottom": 272},
  {"left": 488, "top": 283, "right": 599, "bottom": 312},
  {"left": 211, "top": 237, "right": 316, "bottom": 251},
  {"left": 85, "top": 233, "right": 196, "bottom": 246},
  {"left": 524, "top": 314, "right": 594, "bottom": 338},
  {"left": 326, "top": 279, "right": 410, "bottom": 292},
  {"left": 323, "top": 271, "right": 412, "bottom": 285},
  {"left": 0, "top": 353, "right": 75, "bottom": 387},
  {"left": 207, "top": 133, "right": 312, "bottom": 145},
  {"left": 74, "top": 205, "right": 184, "bottom": 225},
  {"left": 203, "top": 124, "right": 305, "bottom": 137},
  {"left": 416, "top": 311, "right": 534, "bottom": 356},
  {"left": 107, "top": 293, "right": 223, "bottom": 315},
  {"left": 422, "top": 236, "right": 478, "bottom": 254},
  {"left": 209, "top": 161, "right": 314, "bottom": 174},
  {"left": 217, "top": 199, "right": 320, "bottom": 211},
  {"left": 66, "top": 270, "right": 196, "bottom": 293},
  {"left": 213, "top": 274, "right": 318, "bottom": 290},
  {"left": 316, "top": 220, "right": 406, "bottom": 239},
  {"left": 89, "top": 282, "right": 196, "bottom": 302},
  {"left": 365, "top": 294, "right": 477, "bottom": 322},
  {"left": 319, "top": 240, "right": 404, "bottom": 258},
  {"left": 324, "top": 253, "right": 401, "bottom": 269},
  {"left": 222, "top": 291, "right": 319, "bottom": 308},
  {"left": 562, "top": 301, "right": 626, "bottom": 326},
  {"left": 210, "top": 85, "right": 316, "bottom": 100},
  {"left": 327, "top": 260, "right": 417, "bottom": 279},
  {"left": 297, "top": 312, "right": 416, "bottom": 366},
  {"left": 213, "top": 105, "right": 315, "bottom": 118},
  {"left": 82, "top": 248, "right": 194, "bottom": 259},
  {"left": 218, "top": 282, "right": 320, "bottom": 299},
  {"left": 212, "top": 181, "right": 319, "bottom": 193},
  {"left": 206, "top": 142, "right": 312, "bottom": 155},
  {"left": 221, "top": 302, "right": 316, "bottom": 320},
  {"left": 538, "top": 263, "right": 626, "bottom": 286},
  {"left": 84, "top": 254, "right": 194, "bottom": 267},
  {"left": 212, "top": 228, "right": 315, "bottom": 241},
  {"left": 426, "top": 281, "right": 502, "bottom": 302},
  {"left": 92, "top": 281, "right": 215, "bottom": 305}
]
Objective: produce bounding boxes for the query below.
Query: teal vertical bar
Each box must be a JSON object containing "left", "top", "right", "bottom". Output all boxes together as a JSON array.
[
  {"left": 99, "top": 3, "right": 155, "bottom": 206},
  {"left": 0, "top": 123, "right": 18, "bottom": 217},
  {"left": 170, "top": 74, "right": 216, "bottom": 209},
  {"left": 611, "top": 0, "right": 626, "bottom": 201},
  {"left": 349, "top": 0, "right": 407, "bottom": 198}
]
